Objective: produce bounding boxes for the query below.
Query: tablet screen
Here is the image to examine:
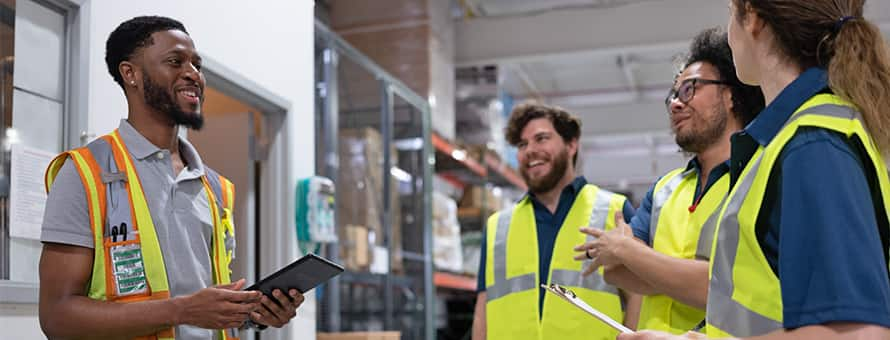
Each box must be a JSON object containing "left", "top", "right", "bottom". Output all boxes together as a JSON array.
[{"left": 245, "top": 253, "right": 344, "bottom": 297}]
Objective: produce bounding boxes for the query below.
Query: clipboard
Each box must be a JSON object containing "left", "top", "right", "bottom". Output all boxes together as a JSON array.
[{"left": 543, "top": 283, "right": 632, "bottom": 334}]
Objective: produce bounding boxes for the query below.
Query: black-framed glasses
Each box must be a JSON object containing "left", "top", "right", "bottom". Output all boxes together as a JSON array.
[{"left": 665, "top": 78, "right": 729, "bottom": 108}]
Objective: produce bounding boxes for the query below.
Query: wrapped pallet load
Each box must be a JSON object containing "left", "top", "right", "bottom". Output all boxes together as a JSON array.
[{"left": 432, "top": 191, "right": 463, "bottom": 272}]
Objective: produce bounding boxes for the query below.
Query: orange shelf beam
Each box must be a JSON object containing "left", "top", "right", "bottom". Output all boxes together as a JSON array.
[
  {"left": 432, "top": 133, "right": 487, "bottom": 177},
  {"left": 434, "top": 271, "right": 477, "bottom": 291}
]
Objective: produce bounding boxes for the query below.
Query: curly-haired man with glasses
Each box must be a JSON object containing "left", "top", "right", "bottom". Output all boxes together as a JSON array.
[{"left": 573, "top": 27, "right": 764, "bottom": 334}]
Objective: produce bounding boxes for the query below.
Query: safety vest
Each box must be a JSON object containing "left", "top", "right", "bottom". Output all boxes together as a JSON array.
[
  {"left": 706, "top": 94, "right": 890, "bottom": 337},
  {"left": 44, "top": 129, "right": 239, "bottom": 340},
  {"left": 485, "top": 184, "right": 628, "bottom": 340},
  {"left": 637, "top": 166, "right": 728, "bottom": 333}
]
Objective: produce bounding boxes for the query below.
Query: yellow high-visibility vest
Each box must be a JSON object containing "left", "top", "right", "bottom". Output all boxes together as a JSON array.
[
  {"left": 45, "top": 130, "right": 239, "bottom": 340},
  {"left": 705, "top": 94, "right": 890, "bottom": 337},
  {"left": 637, "top": 166, "right": 728, "bottom": 333},
  {"left": 485, "top": 184, "right": 628, "bottom": 340}
]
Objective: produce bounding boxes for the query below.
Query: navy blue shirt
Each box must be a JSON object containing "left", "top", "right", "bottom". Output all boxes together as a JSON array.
[
  {"left": 476, "top": 176, "right": 635, "bottom": 317},
  {"left": 630, "top": 158, "right": 731, "bottom": 245},
  {"left": 729, "top": 67, "right": 890, "bottom": 329}
]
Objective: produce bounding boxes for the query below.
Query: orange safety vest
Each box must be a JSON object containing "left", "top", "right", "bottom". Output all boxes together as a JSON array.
[{"left": 45, "top": 129, "right": 238, "bottom": 340}]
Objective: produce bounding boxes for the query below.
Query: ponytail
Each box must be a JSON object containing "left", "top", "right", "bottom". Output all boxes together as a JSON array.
[{"left": 828, "top": 19, "right": 890, "bottom": 155}]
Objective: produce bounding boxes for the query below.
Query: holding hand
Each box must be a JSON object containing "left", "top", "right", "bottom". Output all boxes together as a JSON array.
[
  {"left": 573, "top": 211, "right": 635, "bottom": 275},
  {"left": 174, "top": 278, "right": 263, "bottom": 330},
  {"left": 250, "top": 288, "right": 306, "bottom": 328}
]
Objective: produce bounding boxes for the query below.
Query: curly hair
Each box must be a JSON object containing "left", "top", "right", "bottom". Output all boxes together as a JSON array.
[
  {"left": 681, "top": 27, "right": 765, "bottom": 126},
  {"left": 505, "top": 102, "right": 582, "bottom": 165},
  {"left": 105, "top": 16, "right": 188, "bottom": 90}
]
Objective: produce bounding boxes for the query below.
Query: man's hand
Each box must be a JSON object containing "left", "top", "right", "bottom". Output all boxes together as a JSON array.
[
  {"left": 174, "top": 278, "right": 263, "bottom": 330},
  {"left": 573, "top": 211, "right": 635, "bottom": 275},
  {"left": 618, "top": 330, "right": 707, "bottom": 340},
  {"left": 250, "top": 288, "right": 306, "bottom": 328}
]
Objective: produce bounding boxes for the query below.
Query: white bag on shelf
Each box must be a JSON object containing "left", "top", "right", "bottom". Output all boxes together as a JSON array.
[{"left": 432, "top": 191, "right": 464, "bottom": 272}]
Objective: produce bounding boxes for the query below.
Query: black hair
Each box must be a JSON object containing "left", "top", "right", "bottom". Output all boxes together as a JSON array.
[
  {"left": 105, "top": 16, "right": 188, "bottom": 90},
  {"left": 682, "top": 27, "right": 765, "bottom": 126}
]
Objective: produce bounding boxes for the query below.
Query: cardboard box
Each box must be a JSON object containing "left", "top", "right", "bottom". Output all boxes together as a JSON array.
[
  {"left": 317, "top": 331, "right": 401, "bottom": 340},
  {"left": 341, "top": 224, "right": 370, "bottom": 271},
  {"left": 459, "top": 186, "right": 503, "bottom": 212},
  {"left": 337, "top": 128, "right": 403, "bottom": 273}
]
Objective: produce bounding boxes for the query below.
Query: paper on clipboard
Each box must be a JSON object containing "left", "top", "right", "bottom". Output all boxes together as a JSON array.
[{"left": 543, "top": 283, "right": 632, "bottom": 334}]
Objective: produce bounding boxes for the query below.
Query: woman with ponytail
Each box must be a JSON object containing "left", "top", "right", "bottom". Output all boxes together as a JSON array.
[{"left": 621, "top": 1, "right": 890, "bottom": 339}]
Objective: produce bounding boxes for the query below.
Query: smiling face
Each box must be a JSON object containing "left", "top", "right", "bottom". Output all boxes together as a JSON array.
[
  {"left": 668, "top": 61, "right": 730, "bottom": 154},
  {"left": 129, "top": 29, "right": 206, "bottom": 130},
  {"left": 516, "top": 117, "right": 577, "bottom": 194}
]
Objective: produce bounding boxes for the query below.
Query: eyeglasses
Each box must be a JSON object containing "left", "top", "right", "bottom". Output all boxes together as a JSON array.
[{"left": 665, "top": 78, "right": 729, "bottom": 108}]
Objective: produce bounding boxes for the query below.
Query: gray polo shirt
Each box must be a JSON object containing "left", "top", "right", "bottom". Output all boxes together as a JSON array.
[{"left": 41, "top": 119, "right": 232, "bottom": 340}]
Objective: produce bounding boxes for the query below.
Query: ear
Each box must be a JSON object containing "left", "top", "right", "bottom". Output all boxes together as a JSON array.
[
  {"left": 722, "top": 85, "right": 734, "bottom": 111},
  {"left": 721, "top": 87, "right": 745, "bottom": 130},
  {"left": 742, "top": 3, "right": 767, "bottom": 39},
  {"left": 119, "top": 61, "right": 139, "bottom": 88},
  {"left": 567, "top": 137, "right": 579, "bottom": 161}
]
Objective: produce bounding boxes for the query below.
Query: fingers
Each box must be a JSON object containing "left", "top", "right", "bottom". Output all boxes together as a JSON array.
[
  {"left": 615, "top": 211, "right": 625, "bottom": 226},
  {"left": 573, "top": 249, "right": 596, "bottom": 261},
  {"left": 573, "top": 242, "right": 595, "bottom": 252},
  {"left": 289, "top": 289, "right": 305, "bottom": 307},
  {"left": 584, "top": 256, "right": 603, "bottom": 276},
  {"left": 216, "top": 278, "right": 245, "bottom": 290},
  {"left": 220, "top": 289, "right": 262, "bottom": 303},
  {"left": 579, "top": 226, "right": 605, "bottom": 237},
  {"left": 252, "top": 289, "right": 297, "bottom": 328},
  {"left": 582, "top": 262, "right": 597, "bottom": 276}
]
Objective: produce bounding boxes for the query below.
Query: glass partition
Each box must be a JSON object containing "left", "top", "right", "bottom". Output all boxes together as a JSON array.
[{"left": 314, "top": 20, "right": 434, "bottom": 340}]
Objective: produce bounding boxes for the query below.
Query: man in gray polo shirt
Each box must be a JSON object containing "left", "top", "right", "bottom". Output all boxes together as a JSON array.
[{"left": 38, "top": 16, "right": 303, "bottom": 339}]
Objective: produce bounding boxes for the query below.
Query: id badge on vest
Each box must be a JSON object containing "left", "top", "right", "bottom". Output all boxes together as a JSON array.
[{"left": 109, "top": 240, "right": 148, "bottom": 296}]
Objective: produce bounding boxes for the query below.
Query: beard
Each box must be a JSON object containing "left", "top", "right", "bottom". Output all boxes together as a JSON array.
[
  {"left": 674, "top": 103, "right": 728, "bottom": 154},
  {"left": 142, "top": 71, "right": 204, "bottom": 130},
  {"left": 521, "top": 147, "right": 570, "bottom": 194}
]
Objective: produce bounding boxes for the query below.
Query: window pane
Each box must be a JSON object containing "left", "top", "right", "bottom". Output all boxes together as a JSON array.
[
  {"left": 13, "top": 0, "right": 64, "bottom": 101},
  {"left": 0, "top": 0, "right": 14, "bottom": 281},
  {"left": 2, "top": 0, "right": 66, "bottom": 282}
]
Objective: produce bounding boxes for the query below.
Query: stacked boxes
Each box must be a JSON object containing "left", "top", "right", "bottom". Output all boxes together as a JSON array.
[{"left": 337, "top": 128, "right": 403, "bottom": 273}]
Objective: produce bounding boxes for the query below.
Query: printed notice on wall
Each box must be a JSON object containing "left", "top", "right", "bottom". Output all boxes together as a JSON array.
[{"left": 10, "top": 144, "right": 55, "bottom": 240}]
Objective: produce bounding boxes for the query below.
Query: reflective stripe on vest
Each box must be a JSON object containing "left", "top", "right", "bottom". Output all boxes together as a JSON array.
[
  {"left": 487, "top": 187, "right": 618, "bottom": 301},
  {"left": 649, "top": 168, "right": 688, "bottom": 242},
  {"left": 706, "top": 99, "right": 890, "bottom": 337},
  {"left": 45, "top": 129, "right": 238, "bottom": 340},
  {"left": 639, "top": 166, "right": 728, "bottom": 333},
  {"left": 485, "top": 184, "right": 626, "bottom": 340},
  {"left": 695, "top": 193, "right": 726, "bottom": 260},
  {"left": 487, "top": 208, "right": 536, "bottom": 301}
]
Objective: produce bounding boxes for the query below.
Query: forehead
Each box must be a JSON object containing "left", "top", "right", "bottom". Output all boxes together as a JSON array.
[
  {"left": 141, "top": 29, "right": 197, "bottom": 57},
  {"left": 520, "top": 117, "right": 556, "bottom": 137},
  {"left": 676, "top": 61, "right": 720, "bottom": 84}
]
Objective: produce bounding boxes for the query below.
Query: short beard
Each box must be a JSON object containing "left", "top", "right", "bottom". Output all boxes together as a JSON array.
[
  {"left": 142, "top": 71, "right": 204, "bottom": 130},
  {"left": 521, "top": 147, "right": 570, "bottom": 194},
  {"left": 675, "top": 103, "right": 728, "bottom": 154}
]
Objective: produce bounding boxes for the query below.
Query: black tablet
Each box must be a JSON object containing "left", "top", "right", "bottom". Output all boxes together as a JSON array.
[{"left": 245, "top": 253, "right": 344, "bottom": 297}]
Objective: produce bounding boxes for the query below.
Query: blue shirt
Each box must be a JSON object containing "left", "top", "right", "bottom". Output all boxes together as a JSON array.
[
  {"left": 630, "top": 158, "right": 731, "bottom": 246},
  {"left": 729, "top": 67, "right": 890, "bottom": 329},
  {"left": 476, "top": 176, "right": 635, "bottom": 317}
]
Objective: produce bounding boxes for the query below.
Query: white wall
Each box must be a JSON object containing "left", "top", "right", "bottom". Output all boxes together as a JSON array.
[{"left": 3, "top": 0, "right": 316, "bottom": 339}]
